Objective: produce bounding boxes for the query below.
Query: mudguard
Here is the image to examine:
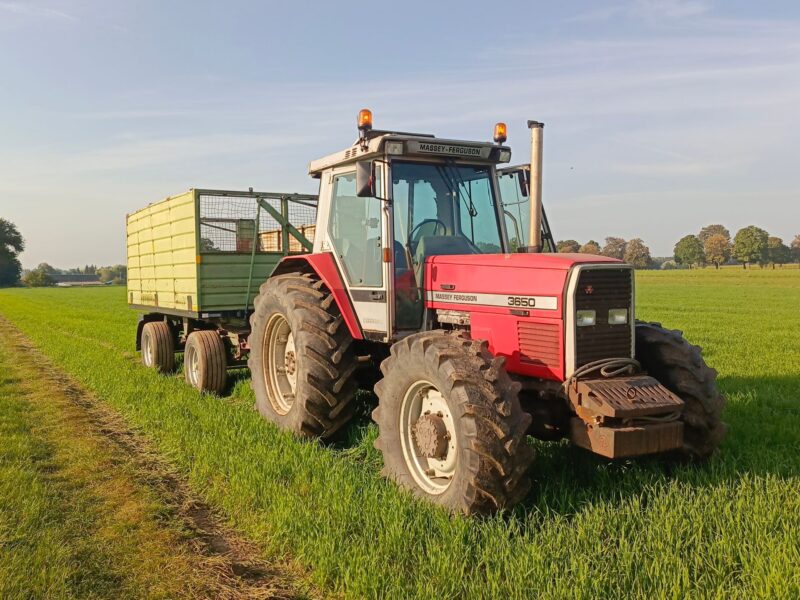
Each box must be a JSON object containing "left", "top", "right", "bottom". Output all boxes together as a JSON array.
[{"left": 270, "top": 253, "right": 363, "bottom": 340}]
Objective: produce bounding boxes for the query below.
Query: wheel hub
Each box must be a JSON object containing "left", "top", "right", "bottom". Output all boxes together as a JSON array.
[
  {"left": 264, "top": 314, "right": 296, "bottom": 415},
  {"left": 400, "top": 381, "right": 458, "bottom": 495},
  {"left": 412, "top": 413, "right": 449, "bottom": 459}
]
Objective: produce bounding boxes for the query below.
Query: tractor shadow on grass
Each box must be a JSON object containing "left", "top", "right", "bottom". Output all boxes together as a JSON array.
[
  {"left": 221, "top": 367, "right": 800, "bottom": 521},
  {"left": 326, "top": 373, "right": 800, "bottom": 521},
  {"left": 513, "top": 373, "right": 800, "bottom": 520}
]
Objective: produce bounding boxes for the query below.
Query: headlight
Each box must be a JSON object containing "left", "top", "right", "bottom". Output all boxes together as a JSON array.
[
  {"left": 608, "top": 308, "right": 628, "bottom": 325},
  {"left": 576, "top": 310, "right": 596, "bottom": 326}
]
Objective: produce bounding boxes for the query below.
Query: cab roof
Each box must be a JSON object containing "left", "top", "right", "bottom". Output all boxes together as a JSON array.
[{"left": 307, "top": 130, "right": 512, "bottom": 177}]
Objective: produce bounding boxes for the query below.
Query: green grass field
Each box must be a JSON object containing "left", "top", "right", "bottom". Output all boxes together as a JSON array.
[{"left": 1, "top": 268, "right": 798, "bottom": 598}]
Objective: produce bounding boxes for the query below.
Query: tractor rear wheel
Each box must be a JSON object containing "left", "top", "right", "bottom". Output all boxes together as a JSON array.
[
  {"left": 373, "top": 331, "right": 534, "bottom": 514},
  {"left": 635, "top": 322, "right": 727, "bottom": 459},
  {"left": 248, "top": 272, "right": 359, "bottom": 439},
  {"left": 141, "top": 321, "right": 175, "bottom": 373},
  {"left": 184, "top": 330, "right": 228, "bottom": 394}
]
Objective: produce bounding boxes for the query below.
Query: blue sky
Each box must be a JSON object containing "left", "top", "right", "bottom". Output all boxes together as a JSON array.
[{"left": 1, "top": 0, "right": 797, "bottom": 267}]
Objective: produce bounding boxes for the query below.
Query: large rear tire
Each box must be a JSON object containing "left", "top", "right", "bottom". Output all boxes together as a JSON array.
[
  {"left": 184, "top": 330, "right": 228, "bottom": 394},
  {"left": 141, "top": 321, "right": 175, "bottom": 373},
  {"left": 248, "top": 272, "right": 359, "bottom": 439},
  {"left": 373, "top": 331, "right": 534, "bottom": 514},
  {"left": 635, "top": 322, "right": 727, "bottom": 458}
]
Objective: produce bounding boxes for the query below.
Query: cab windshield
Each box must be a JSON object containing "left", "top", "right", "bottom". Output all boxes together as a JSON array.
[
  {"left": 391, "top": 161, "right": 504, "bottom": 329},
  {"left": 391, "top": 161, "right": 504, "bottom": 262}
]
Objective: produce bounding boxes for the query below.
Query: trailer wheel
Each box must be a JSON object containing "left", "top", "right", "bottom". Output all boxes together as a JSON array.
[
  {"left": 372, "top": 331, "right": 534, "bottom": 514},
  {"left": 635, "top": 322, "right": 727, "bottom": 459},
  {"left": 248, "top": 272, "right": 358, "bottom": 438},
  {"left": 141, "top": 321, "right": 175, "bottom": 373},
  {"left": 184, "top": 330, "right": 227, "bottom": 394}
]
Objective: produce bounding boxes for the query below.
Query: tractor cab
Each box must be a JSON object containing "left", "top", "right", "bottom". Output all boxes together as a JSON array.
[{"left": 308, "top": 110, "right": 542, "bottom": 340}]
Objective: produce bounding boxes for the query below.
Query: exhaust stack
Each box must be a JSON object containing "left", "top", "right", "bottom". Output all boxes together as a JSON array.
[{"left": 527, "top": 120, "right": 544, "bottom": 253}]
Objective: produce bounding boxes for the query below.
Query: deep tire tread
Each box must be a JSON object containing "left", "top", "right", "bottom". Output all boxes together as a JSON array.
[
  {"left": 372, "top": 330, "right": 534, "bottom": 515},
  {"left": 635, "top": 321, "right": 727, "bottom": 458},
  {"left": 248, "top": 272, "right": 358, "bottom": 439}
]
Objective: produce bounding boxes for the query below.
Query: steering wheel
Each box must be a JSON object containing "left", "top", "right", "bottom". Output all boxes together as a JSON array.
[{"left": 409, "top": 219, "right": 447, "bottom": 249}]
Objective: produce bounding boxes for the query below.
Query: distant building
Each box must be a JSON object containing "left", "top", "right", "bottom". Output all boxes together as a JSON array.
[{"left": 52, "top": 273, "right": 104, "bottom": 287}]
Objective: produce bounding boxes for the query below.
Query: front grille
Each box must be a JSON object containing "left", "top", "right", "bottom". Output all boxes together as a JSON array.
[{"left": 575, "top": 268, "right": 632, "bottom": 367}]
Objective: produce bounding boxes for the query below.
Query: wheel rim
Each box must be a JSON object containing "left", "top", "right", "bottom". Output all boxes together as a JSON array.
[
  {"left": 142, "top": 333, "right": 153, "bottom": 366},
  {"left": 186, "top": 343, "right": 200, "bottom": 386},
  {"left": 263, "top": 313, "right": 296, "bottom": 415},
  {"left": 400, "top": 380, "right": 458, "bottom": 495}
]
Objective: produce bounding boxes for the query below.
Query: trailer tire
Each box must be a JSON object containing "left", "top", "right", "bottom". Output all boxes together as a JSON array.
[
  {"left": 372, "top": 331, "right": 534, "bottom": 514},
  {"left": 141, "top": 321, "right": 175, "bottom": 373},
  {"left": 635, "top": 321, "right": 727, "bottom": 459},
  {"left": 184, "top": 330, "right": 227, "bottom": 394},
  {"left": 248, "top": 272, "right": 358, "bottom": 439}
]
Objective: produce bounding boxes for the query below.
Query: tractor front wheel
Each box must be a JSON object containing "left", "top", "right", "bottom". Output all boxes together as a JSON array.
[
  {"left": 373, "top": 331, "right": 534, "bottom": 514},
  {"left": 635, "top": 322, "right": 727, "bottom": 458}
]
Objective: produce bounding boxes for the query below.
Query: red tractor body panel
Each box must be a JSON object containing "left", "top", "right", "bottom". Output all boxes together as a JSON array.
[
  {"left": 272, "top": 253, "right": 364, "bottom": 340},
  {"left": 425, "top": 253, "right": 623, "bottom": 381}
]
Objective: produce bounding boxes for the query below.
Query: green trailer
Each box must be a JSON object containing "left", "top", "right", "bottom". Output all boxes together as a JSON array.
[{"left": 126, "top": 188, "right": 317, "bottom": 391}]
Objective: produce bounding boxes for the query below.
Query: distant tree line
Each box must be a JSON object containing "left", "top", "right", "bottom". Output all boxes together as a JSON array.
[
  {"left": 22, "top": 262, "right": 127, "bottom": 287},
  {"left": 554, "top": 237, "right": 653, "bottom": 269},
  {"left": 673, "top": 224, "right": 799, "bottom": 269},
  {"left": 556, "top": 226, "right": 800, "bottom": 270}
]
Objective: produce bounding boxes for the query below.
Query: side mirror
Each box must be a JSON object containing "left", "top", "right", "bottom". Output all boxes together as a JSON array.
[{"left": 356, "top": 161, "right": 376, "bottom": 197}]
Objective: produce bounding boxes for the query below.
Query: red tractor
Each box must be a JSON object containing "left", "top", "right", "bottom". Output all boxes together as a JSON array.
[
  {"left": 132, "top": 110, "right": 725, "bottom": 514},
  {"left": 244, "top": 111, "right": 726, "bottom": 513}
]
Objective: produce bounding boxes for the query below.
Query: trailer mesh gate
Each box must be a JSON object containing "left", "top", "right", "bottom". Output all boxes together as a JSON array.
[{"left": 199, "top": 192, "right": 317, "bottom": 254}]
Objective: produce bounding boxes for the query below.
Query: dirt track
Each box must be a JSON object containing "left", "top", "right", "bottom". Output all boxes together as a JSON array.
[{"left": 0, "top": 316, "right": 317, "bottom": 600}]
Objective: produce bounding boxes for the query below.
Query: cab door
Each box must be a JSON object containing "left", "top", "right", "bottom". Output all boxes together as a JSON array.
[
  {"left": 497, "top": 165, "right": 556, "bottom": 252},
  {"left": 316, "top": 164, "right": 391, "bottom": 340}
]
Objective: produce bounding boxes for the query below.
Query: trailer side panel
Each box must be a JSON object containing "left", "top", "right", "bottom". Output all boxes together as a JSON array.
[{"left": 127, "top": 191, "right": 199, "bottom": 312}]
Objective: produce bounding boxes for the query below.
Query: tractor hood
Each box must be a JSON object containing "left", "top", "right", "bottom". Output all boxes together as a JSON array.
[
  {"left": 424, "top": 252, "right": 630, "bottom": 382},
  {"left": 426, "top": 252, "right": 622, "bottom": 271},
  {"left": 424, "top": 252, "right": 624, "bottom": 318}
]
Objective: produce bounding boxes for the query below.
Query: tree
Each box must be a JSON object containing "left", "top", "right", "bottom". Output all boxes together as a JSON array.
[
  {"left": 22, "top": 266, "right": 55, "bottom": 287},
  {"left": 601, "top": 237, "right": 627, "bottom": 260},
  {"left": 733, "top": 226, "right": 768, "bottom": 268},
  {"left": 98, "top": 265, "right": 127, "bottom": 283},
  {"left": 698, "top": 224, "right": 730, "bottom": 244},
  {"left": 0, "top": 218, "right": 24, "bottom": 286},
  {"left": 767, "top": 236, "right": 791, "bottom": 268},
  {"left": 579, "top": 240, "right": 601, "bottom": 254},
  {"left": 791, "top": 234, "right": 800, "bottom": 265},
  {"left": 623, "top": 238, "right": 652, "bottom": 269},
  {"left": 673, "top": 234, "right": 705, "bottom": 268},
  {"left": 35, "top": 262, "right": 59, "bottom": 275},
  {"left": 556, "top": 239, "right": 580, "bottom": 253},
  {"left": 703, "top": 234, "right": 731, "bottom": 269}
]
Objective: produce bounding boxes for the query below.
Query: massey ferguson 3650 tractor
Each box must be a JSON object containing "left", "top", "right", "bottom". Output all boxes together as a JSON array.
[{"left": 128, "top": 110, "right": 725, "bottom": 514}]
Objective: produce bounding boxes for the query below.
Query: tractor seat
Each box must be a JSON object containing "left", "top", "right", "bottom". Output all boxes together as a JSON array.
[{"left": 413, "top": 235, "right": 478, "bottom": 284}]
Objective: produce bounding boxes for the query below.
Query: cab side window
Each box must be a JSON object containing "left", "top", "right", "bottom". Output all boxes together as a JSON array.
[{"left": 327, "top": 171, "right": 383, "bottom": 287}]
